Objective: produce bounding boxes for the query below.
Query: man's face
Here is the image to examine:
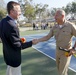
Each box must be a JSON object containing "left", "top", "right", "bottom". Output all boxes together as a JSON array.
[
  {"left": 55, "top": 11, "right": 63, "bottom": 23},
  {"left": 10, "top": 5, "right": 21, "bottom": 19}
]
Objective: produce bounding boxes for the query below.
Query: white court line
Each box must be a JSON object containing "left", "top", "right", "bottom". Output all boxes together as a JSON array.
[
  {"left": 23, "top": 33, "right": 76, "bottom": 72},
  {"left": 32, "top": 46, "right": 76, "bottom": 73}
]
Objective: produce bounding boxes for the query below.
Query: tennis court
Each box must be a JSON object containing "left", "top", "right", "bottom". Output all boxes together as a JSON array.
[
  {"left": 0, "top": 29, "right": 76, "bottom": 75},
  {"left": 24, "top": 33, "right": 76, "bottom": 72}
]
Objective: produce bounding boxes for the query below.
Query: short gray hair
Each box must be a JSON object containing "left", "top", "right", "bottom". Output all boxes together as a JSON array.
[{"left": 56, "top": 9, "right": 65, "bottom": 16}]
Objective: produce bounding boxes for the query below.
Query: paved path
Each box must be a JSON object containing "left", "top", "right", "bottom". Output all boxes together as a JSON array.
[{"left": 19, "top": 27, "right": 33, "bottom": 31}]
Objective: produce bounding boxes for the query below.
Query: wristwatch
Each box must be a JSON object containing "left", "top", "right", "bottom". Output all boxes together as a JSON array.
[{"left": 72, "top": 47, "right": 76, "bottom": 50}]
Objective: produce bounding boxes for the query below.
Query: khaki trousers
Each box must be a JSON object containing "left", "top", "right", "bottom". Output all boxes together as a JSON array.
[
  {"left": 6, "top": 65, "right": 22, "bottom": 75},
  {"left": 56, "top": 48, "right": 71, "bottom": 75}
]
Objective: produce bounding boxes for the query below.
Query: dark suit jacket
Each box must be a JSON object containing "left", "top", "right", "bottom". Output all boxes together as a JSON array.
[{"left": 0, "top": 16, "right": 32, "bottom": 67}]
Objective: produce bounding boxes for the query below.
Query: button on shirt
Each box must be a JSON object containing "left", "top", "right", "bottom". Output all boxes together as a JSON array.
[{"left": 49, "top": 20, "right": 76, "bottom": 49}]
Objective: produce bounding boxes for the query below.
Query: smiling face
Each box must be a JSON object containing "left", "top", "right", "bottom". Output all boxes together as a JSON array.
[
  {"left": 55, "top": 11, "right": 62, "bottom": 22},
  {"left": 55, "top": 10, "right": 65, "bottom": 24}
]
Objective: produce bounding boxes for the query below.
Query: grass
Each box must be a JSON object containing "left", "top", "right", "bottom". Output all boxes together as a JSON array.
[
  {"left": 19, "top": 28, "right": 49, "bottom": 36},
  {"left": 0, "top": 27, "right": 76, "bottom": 75},
  {"left": 21, "top": 48, "right": 58, "bottom": 75}
]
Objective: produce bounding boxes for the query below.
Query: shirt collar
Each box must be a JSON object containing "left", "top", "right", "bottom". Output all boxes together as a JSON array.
[
  {"left": 55, "top": 20, "right": 68, "bottom": 28},
  {"left": 8, "top": 15, "right": 17, "bottom": 24}
]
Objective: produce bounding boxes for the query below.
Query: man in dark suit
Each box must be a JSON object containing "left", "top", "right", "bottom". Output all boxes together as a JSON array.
[{"left": 0, "top": 1, "right": 38, "bottom": 75}]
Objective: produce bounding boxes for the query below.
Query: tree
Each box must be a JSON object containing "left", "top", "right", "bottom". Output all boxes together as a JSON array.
[
  {"left": 35, "top": 3, "right": 48, "bottom": 22},
  {"left": 71, "top": 2, "right": 76, "bottom": 13},
  {"left": 0, "top": 10, "right": 6, "bottom": 20},
  {"left": 18, "top": 0, "right": 35, "bottom": 22},
  {"left": 64, "top": 3, "right": 72, "bottom": 15},
  {"left": 24, "top": 4, "right": 35, "bottom": 22},
  {"left": 64, "top": 1, "right": 76, "bottom": 19},
  {"left": 0, "top": 0, "right": 6, "bottom": 20},
  {"left": 50, "top": 8, "right": 57, "bottom": 16},
  {"left": 0, "top": 0, "right": 5, "bottom": 8},
  {"left": 18, "top": 0, "right": 48, "bottom": 22}
]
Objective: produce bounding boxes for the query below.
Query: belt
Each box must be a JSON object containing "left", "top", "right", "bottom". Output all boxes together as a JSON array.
[{"left": 59, "top": 47, "right": 70, "bottom": 52}]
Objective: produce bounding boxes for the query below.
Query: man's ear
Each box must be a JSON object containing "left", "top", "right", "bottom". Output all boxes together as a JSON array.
[{"left": 10, "top": 10, "right": 14, "bottom": 15}]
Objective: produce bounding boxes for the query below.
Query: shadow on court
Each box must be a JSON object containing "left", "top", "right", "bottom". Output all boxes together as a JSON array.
[
  {"left": 21, "top": 47, "right": 76, "bottom": 75},
  {"left": 0, "top": 47, "right": 76, "bottom": 75}
]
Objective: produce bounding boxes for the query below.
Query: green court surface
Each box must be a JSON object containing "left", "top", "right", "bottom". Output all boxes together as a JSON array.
[{"left": 0, "top": 27, "right": 76, "bottom": 75}]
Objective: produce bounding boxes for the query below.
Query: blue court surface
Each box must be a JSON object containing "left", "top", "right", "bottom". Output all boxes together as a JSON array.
[{"left": 24, "top": 33, "right": 76, "bottom": 72}]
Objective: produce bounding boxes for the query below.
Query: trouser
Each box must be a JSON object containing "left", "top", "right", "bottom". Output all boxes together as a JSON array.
[
  {"left": 56, "top": 48, "right": 72, "bottom": 75},
  {"left": 6, "top": 65, "right": 22, "bottom": 75}
]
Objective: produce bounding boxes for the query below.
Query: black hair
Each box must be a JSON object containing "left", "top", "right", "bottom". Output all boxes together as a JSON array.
[{"left": 7, "top": 1, "right": 20, "bottom": 14}]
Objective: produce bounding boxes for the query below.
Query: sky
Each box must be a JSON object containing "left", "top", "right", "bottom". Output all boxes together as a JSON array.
[{"left": 4, "top": 0, "right": 75, "bottom": 8}]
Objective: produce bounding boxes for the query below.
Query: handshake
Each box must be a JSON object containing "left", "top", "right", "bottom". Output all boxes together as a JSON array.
[
  {"left": 32, "top": 39, "right": 39, "bottom": 45},
  {"left": 20, "top": 37, "right": 39, "bottom": 45}
]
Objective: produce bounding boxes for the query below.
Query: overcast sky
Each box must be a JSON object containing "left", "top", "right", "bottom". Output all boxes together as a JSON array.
[{"left": 4, "top": 0, "right": 75, "bottom": 8}]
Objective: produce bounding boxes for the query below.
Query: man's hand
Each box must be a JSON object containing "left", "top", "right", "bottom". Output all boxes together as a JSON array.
[
  {"left": 32, "top": 39, "right": 39, "bottom": 45},
  {"left": 68, "top": 48, "right": 76, "bottom": 56}
]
